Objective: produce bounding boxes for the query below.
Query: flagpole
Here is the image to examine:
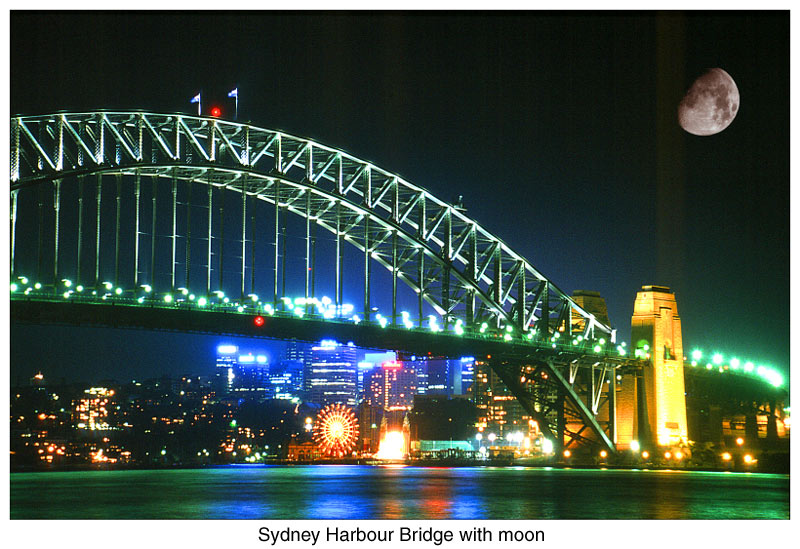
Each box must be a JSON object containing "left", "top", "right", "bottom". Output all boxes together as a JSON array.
[{"left": 235, "top": 95, "right": 238, "bottom": 120}]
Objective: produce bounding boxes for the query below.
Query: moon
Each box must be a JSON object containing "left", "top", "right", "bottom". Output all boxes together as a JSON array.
[{"left": 678, "top": 68, "right": 740, "bottom": 136}]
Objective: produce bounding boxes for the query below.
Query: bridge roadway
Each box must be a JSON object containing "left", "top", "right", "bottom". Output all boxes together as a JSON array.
[{"left": 10, "top": 296, "right": 640, "bottom": 373}]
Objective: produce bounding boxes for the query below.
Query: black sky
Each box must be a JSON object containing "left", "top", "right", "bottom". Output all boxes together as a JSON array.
[{"left": 9, "top": 11, "right": 789, "bottom": 382}]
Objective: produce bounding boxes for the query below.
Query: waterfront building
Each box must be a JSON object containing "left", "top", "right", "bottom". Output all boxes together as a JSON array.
[{"left": 73, "top": 387, "right": 115, "bottom": 431}]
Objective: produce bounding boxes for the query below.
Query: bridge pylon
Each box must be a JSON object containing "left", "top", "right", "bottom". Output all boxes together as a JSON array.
[{"left": 630, "top": 285, "right": 688, "bottom": 448}]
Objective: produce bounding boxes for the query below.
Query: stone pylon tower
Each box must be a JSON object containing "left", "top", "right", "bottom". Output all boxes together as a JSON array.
[{"left": 631, "top": 285, "right": 688, "bottom": 447}]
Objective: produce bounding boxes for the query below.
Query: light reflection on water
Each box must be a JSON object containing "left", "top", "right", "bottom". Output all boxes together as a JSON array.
[{"left": 10, "top": 466, "right": 789, "bottom": 520}]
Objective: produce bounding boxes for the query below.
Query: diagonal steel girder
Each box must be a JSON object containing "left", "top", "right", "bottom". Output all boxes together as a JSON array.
[{"left": 489, "top": 356, "right": 616, "bottom": 453}]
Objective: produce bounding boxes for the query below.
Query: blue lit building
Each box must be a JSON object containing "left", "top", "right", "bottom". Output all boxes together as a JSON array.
[
  {"left": 268, "top": 361, "right": 304, "bottom": 400},
  {"left": 309, "top": 340, "right": 358, "bottom": 407},
  {"left": 214, "top": 344, "right": 270, "bottom": 396}
]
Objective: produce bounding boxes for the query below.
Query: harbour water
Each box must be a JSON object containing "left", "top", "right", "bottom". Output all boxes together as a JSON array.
[{"left": 10, "top": 465, "right": 789, "bottom": 520}]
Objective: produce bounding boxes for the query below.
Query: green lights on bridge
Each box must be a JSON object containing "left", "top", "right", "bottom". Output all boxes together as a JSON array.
[
  {"left": 686, "top": 348, "right": 784, "bottom": 388},
  {"left": 10, "top": 273, "right": 722, "bottom": 368}
]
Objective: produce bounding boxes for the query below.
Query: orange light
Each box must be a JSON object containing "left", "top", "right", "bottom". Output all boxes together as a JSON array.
[
  {"left": 743, "top": 454, "right": 754, "bottom": 464},
  {"left": 641, "top": 451, "right": 650, "bottom": 459},
  {"left": 664, "top": 451, "right": 672, "bottom": 459},
  {"left": 563, "top": 449, "right": 571, "bottom": 458},
  {"left": 599, "top": 450, "right": 607, "bottom": 458},
  {"left": 736, "top": 437, "right": 744, "bottom": 446},
  {"left": 675, "top": 451, "right": 683, "bottom": 460},
  {"left": 721, "top": 452, "right": 732, "bottom": 461},
  {"left": 210, "top": 106, "right": 221, "bottom": 117}
]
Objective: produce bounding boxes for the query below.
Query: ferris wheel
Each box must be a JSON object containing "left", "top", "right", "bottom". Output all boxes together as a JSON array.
[{"left": 313, "top": 403, "right": 359, "bottom": 458}]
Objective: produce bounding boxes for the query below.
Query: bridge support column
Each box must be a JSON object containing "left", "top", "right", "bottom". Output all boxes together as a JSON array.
[
  {"left": 10, "top": 189, "right": 18, "bottom": 278},
  {"left": 37, "top": 185, "right": 44, "bottom": 283},
  {"left": 218, "top": 186, "right": 225, "bottom": 292},
  {"left": 150, "top": 176, "right": 157, "bottom": 288},
  {"left": 251, "top": 194, "right": 257, "bottom": 297},
  {"left": 206, "top": 174, "right": 213, "bottom": 296},
  {"left": 171, "top": 171, "right": 177, "bottom": 291},
  {"left": 241, "top": 181, "right": 247, "bottom": 301},
  {"left": 185, "top": 179, "right": 192, "bottom": 289},
  {"left": 114, "top": 175, "right": 121, "bottom": 287},
  {"left": 53, "top": 179, "right": 62, "bottom": 292},
  {"left": 274, "top": 181, "right": 280, "bottom": 306},
  {"left": 392, "top": 230, "right": 398, "bottom": 325},
  {"left": 363, "top": 216, "right": 371, "bottom": 322},
  {"left": 442, "top": 210, "right": 451, "bottom": 330},
  {"left": 305, "top": 191, "right": 311, "bottom": 308},
  {"left": 417, "top": 248, "right": 425, "bottom": 327},
  {"left": 418, "top": 198, "right": 426, "bottom": 327},
  {"left": 134, "top": 171, "right": 141, "bottom": 287},
  {"left": 335, "top": 200, "right": 343, "bottom": 311}
]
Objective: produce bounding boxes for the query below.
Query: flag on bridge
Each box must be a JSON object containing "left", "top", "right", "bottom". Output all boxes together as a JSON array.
[
  {"left": 228, "top": 88, "right": 239, "bottom": 120},
  {"left": 190, "top": 92, "right": 201, "bottom": 115}
]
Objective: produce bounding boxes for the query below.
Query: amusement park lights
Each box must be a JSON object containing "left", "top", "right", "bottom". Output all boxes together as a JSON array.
[{"left": 313, "top": 404, "right": 359, "bottom": 458}]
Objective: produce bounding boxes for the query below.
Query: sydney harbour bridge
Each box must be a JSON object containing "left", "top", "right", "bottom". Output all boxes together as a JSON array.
[{"left": 9, "top": 111, "right": 787, "bottom": 456}]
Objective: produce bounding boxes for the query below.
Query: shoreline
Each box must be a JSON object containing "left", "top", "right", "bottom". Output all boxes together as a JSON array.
[{"left": 10, "top": 459, "right": 789, "bottom": 475}]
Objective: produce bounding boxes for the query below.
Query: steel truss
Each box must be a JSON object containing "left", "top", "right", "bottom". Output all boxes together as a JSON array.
[
  {"left": 11, "top": 111, "right": 613, "bottom": 340},
  {"left": 489, "top": 350, "right": 628, "bottom": 453}
]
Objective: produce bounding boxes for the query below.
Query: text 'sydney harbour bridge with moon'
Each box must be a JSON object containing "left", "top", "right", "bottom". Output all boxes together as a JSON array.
[{"left": 8, "top": 68, "right": 785, "bottom": 462}]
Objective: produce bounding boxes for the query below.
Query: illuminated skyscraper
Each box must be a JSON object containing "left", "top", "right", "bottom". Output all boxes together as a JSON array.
[
  {"left": 214, "top": 344, "right": 270, "bottom": 396},
  {"left": 215, "top": 345, "right": 239, "bottom": 394},
  {"left": 309, "top": 340, "right": 358, "bottom": 407},
  {"left": 382, "top": 361, "right": 417, "bottom": 411},
  {"left": 284, "top": 338, "right": 313, "bottom": 395},
  {"left": 459, "top": 357, "right": 475, "bottom": 395},
  {"left": 364, "top": 366, "right": 385, "bottom": 408}
]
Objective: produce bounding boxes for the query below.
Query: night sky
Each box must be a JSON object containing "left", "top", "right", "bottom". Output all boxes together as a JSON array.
[{"left": 9, "top": 12, "right": 789, "bottom": 383}]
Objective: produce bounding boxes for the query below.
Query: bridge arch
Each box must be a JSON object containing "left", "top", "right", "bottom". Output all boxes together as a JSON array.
[{"left": 11, "top": 111, "right": 611, "bottom": 340}]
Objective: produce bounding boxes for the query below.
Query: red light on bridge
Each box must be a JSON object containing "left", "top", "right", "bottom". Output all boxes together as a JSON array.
[
  {"left": 254, "top": 315, "right": 265, "bottom": 327},
  {"left": 210, "top": 106, "right": 221, "bottom": 117}
]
